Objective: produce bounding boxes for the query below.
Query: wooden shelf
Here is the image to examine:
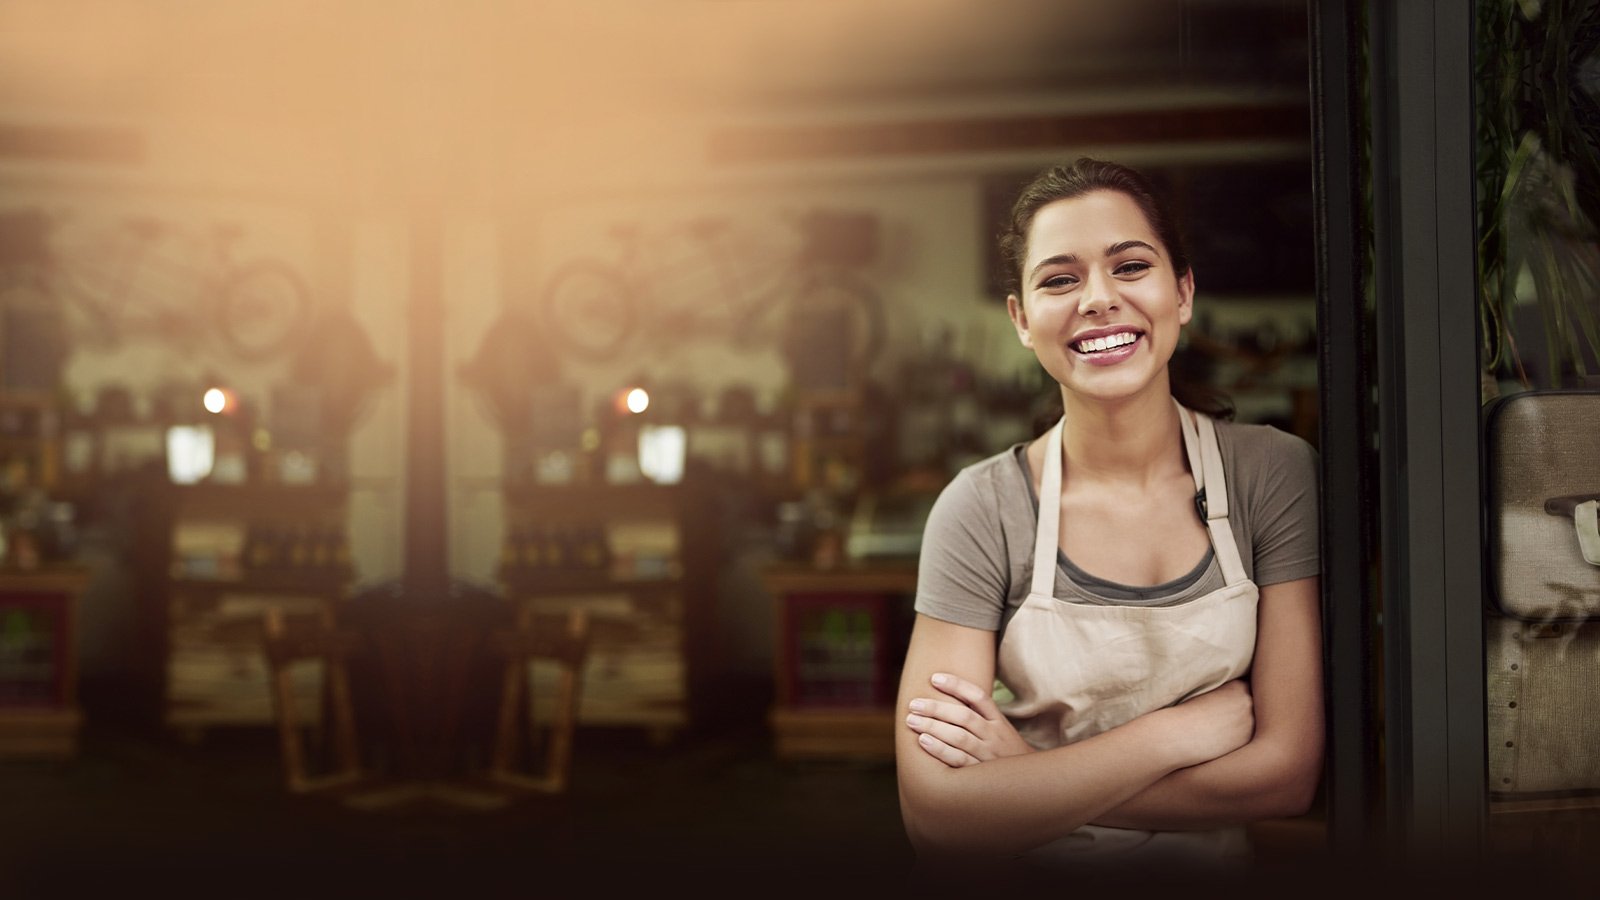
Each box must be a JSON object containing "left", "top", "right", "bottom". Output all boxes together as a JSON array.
[
  {"left": 501, "top": 481, "right": 682, "bottom": 520},
  {"left": 768, "top": 707, "right": 895, "bottom": 761},
  {"left": 160, "top": 483, "right": 353, "bottom": 735},
  {"left": 1490, "top": 793, "right": 1600, "bottom": 814},
  {"left": 499, "top": 478, "right": 717, "bottom": 737},
  {"left": 0, "top": 707, "right": 83, "bottom": 758},
  {"left": 169, "top": 482, "right": 352, "bottom": 520},
  {"left": 0, "top": 565, "right": 94, "bottom": 594},
  {"left": 170, "top": 570, "right": 354, "bottom": 599},
  {"left": 761, "top": 562, "right": 917, "bottom": 595},
  {"left": 497, "top": 569, "right": 680, "bottom": 598}
]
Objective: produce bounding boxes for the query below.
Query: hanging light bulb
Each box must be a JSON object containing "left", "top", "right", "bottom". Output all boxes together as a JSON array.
[
  {"left": 613, "top": 385, "right": 650, "bottom": 415},
  {"left": 203, "top": 387, "right": 235, "bottom": 415}
]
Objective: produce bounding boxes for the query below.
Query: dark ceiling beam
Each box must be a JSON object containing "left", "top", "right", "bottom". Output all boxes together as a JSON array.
[
  {"left": 0, "top": 123, "right": 144, "bottom": 165},
  {"left": 708, "top": 102, "right": 1309, "bottom": 164}
]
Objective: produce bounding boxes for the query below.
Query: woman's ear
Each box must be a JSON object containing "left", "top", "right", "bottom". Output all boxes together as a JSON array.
[
  {"left": 1007, "top": 294, "right": 1032, "bottom": 348},
  {"left": 1176, "top": 269, "right": 1195, "bottom": 326}
]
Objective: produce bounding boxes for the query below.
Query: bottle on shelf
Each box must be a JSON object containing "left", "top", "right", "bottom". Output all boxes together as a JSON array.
[
  {"left": 577, "top": 523, "right": 608, "bottom": 571},
  {"left": 309, "top": 524, "right": 333, "bottom": 571},
  {"left": 500, "top": 524, "right": 524, "bottom": 574},
  {"left": 520, "top": 524, "right": 547, "bottom": 571},
  {"left": 286, "top": 525, "right": 311, "bottom": 570},
  {"left": 329, "top": 526, "right": 352, "bottom": 573},
  {"left": 245, "top": 524, "right": 279, "bottom": 571},
  {"left": 543, "top": 524, "right": 569, "bottom": 571}
]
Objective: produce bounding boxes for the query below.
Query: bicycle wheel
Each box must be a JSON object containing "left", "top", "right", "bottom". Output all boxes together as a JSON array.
[
  {"left": 214, "top": 259, "right": 311, "bottom": 361},
  {"left": 711, "top": 215, "right": 806, "bottom": 325},
  {"left": 48, "top": 222, "right": 143, "bottom": 348},
  {"left": 649, "top": 222, "right": 745, "bottom": 339},
  {"left": 537, "top": 260, "right": 636, "bottom": 361},
  {"left": 0, "top": 269, "right": 70, "bottom": 390},
  {"left": 779, "top": 269, "right": 888, "bottom": 387}
]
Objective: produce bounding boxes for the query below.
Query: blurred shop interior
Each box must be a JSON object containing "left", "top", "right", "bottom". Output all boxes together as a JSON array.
[{"left": 0, "top": 0, "right": 1330, "bottom": 886}]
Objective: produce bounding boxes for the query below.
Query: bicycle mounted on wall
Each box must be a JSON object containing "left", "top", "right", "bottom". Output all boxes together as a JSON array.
[
  {"left": 535, "top": 208, "right": 887, "bottom": 386},
  {"left": 37, "top": 212, "right": 313, "bottom": 363}
]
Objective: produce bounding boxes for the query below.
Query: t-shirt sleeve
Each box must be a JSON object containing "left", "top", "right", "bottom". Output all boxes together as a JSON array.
[
  {"left": 913, "top": 466, "right": 1011, "bottom": 631},
  {"left": 1249, "top": 429, "right": 1321, "bottom": 587}
]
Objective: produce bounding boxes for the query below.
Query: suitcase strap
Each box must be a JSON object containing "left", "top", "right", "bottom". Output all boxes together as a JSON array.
[
  {"left": 1544, "top": 493, "right": 1600, "bottom": 566},
  {"left": 1543, "top": 492, "right": 1600, "bottom": 516},
  {"left": 1578, "top": 500, "right": 1600, "bottom": 566}
]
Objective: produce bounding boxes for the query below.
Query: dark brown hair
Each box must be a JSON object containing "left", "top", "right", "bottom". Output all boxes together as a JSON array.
[{"left": 1000, "top": 157, "right": 1232, "bottom": 420}]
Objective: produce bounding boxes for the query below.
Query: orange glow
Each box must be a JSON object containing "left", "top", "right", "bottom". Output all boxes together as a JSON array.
[
  {"left": 614, "top": 387, "right": 649, "bottom": 416},
  {"left": 0, "top": 1, "right": 1070, "bottom": 207},
  {"left": 203, "top": 387, "right": 234, "bottom": 415}
]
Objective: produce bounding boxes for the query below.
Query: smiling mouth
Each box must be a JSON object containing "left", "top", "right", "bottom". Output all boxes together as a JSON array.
[{"left": 1071, "top": 331, "right": 1143, "bottom": 355}]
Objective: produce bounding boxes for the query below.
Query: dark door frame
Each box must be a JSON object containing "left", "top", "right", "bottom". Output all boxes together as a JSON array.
[
  {"left": 1311, "top": 0, "right": 1489, "bottom": 862},
  {"left": 1367, "top": 0, "right": 1488, "bottom": 859},
  {"left": 1308, "top": 0, "right": 1382, "bottom": 861}
]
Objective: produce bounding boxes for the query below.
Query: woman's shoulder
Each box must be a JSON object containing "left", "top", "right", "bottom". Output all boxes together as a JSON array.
[
  {"left": 951, "top": 441, "right": 1031, "bottom": 482},
  {"left": 934, "top": 442, "right": 1029, "bottom": 501},
  {"left": 1209, "top": 416, "right": 1319, "bottom": 499},
  {"left": 1211, "top": 416, "right": 1317, "bottom": 461}
]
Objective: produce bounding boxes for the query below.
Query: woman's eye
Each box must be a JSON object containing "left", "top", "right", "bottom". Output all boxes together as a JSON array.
[
  {"left": 1040, "top": 274, "right": 1077, "bottom": 289},
  {"left": 1115, "top": 261, "right": 1152, "bottom": 276}
]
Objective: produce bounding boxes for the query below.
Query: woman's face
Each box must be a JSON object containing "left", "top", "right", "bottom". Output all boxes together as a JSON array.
[{"left": 1006, "top": 189, "right": 1193, "bottom": 406}]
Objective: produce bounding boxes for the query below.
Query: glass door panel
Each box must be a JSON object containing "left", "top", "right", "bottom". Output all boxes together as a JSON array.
[{"left": 1474, "top": 0, "right": 1600, "bottom": 862}]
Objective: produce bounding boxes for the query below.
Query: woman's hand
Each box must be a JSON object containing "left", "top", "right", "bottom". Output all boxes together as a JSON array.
[
  {"left": 905, "top": 672, "right": 1035, "bottom": 767},
  {"left": 1162, "top": 678, "right": 1255, "bottom": 767}
]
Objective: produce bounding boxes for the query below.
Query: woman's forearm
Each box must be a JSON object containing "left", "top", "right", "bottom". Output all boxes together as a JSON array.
[
  {"left": 900, "top": 709, "right": 1195, "bottom": 857},
  {"left": 1091, "top": 577, "right": 1327, "bottom": 832},
  {"left": 1089, "top": 735, "right": 1321, "bottom": 831}
]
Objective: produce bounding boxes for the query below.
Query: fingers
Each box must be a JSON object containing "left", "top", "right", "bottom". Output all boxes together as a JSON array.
[
  {"left": 913, "top": 731, "right": 980, "bottom": 768},
  {"left": 906, "top": 706, "right": 994, "bottom": 762},
  {"left": 930, "top": 672, "right": 1001, "bottom": 718},
  {"left": 907, "top": 696, "right": 983, "bottom": 732}
]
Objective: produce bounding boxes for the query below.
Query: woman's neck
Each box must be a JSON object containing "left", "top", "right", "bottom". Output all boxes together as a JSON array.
[{"left": 1057, "top": 387, "right": 1186, "bottom": 488}]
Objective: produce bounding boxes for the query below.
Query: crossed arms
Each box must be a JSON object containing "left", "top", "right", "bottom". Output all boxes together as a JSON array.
[{"left": 893, "top": 575, "right": 1324, "bottom": 859}]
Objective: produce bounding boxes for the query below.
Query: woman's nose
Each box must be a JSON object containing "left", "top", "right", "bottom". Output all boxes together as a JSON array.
[{"left": 1077, "top": 269, "right": 1117, "bottom": 316}]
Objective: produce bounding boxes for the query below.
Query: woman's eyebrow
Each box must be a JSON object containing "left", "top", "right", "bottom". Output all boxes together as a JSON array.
[
  {"left": 1029, "top": 240, "right": 1158, "bottom": 279},
  {"left": 1029, "top": 253, "right": 1078, "bottom": 278},
  {"left": 1106, "top": 239, "right": 1157, "bottom": 256}
]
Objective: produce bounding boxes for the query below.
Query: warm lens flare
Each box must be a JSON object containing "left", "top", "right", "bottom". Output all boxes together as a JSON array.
[{"left": 203, "top": 388, "right": 230, "bottom": 414}]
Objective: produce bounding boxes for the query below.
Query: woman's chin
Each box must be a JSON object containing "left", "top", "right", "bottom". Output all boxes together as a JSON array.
[{"left": 1062, "top": 371, "right": 1171, "bottom": 406}]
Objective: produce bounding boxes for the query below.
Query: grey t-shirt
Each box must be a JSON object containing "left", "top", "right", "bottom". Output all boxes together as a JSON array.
[{"left": 914, "top": 417, "right": 1320, "bottom": 642}]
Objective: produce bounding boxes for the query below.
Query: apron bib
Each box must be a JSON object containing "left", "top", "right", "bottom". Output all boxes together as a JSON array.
[{"left": 996, "top": 400, "right": 1259, "bottom": 866}]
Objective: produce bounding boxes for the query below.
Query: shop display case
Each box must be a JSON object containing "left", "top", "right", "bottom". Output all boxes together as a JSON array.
[
  {"left": 497, "top": 480, "right": 717, "bottom": 739},
  {"left": 161, "top": 483, "right": 353, "bottom": 736}
]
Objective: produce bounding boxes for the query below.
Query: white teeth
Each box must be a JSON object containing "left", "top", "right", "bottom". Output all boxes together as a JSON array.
[{"left": 1075, "top": 332, "right": 1138, "bottom": 353}]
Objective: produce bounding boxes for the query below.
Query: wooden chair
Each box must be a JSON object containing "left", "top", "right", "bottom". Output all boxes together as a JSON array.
[
  {"left": 487, "top": 605, "right": 591, "bottom": 794},
  {"left": 261, "top": 605, "right": 365, "bottom": 794}
]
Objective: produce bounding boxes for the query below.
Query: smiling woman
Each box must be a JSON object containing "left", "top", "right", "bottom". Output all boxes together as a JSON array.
[{"left": 894, "top": 157, "right": 1323, "bottom": 877}]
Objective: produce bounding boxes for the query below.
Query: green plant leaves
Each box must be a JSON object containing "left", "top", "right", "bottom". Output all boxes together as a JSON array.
[{"left": 1477, "top": 0, "right": 1600, "bottom": 387}]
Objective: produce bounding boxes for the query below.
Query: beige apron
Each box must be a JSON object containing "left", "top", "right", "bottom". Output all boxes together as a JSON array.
[{"left": 996, "top": 400, "right": 1258, "bottom": 867}]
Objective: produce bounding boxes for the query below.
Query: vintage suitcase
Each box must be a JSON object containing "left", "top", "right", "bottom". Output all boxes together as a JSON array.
[
  {"left": 1483, "top": 390, "right": 1600, "bottom": 798},
  {"left": 1483, "top": 390, "right": 1600, "bottom": 622}
]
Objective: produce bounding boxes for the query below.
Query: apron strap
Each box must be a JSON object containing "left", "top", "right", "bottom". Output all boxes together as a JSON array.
[
  {"left": 1176, "top": 398, "right": 1204, "bottom": 496},
  {"left": 1194, "top": 412, "right": 1249, "bottom": 586},
  {"left": 1030, "top": 418, "right": 1065, "bottom": 598},
  {"left": 1031, "top": 406, "right": 1248, "bottom": 596}
]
